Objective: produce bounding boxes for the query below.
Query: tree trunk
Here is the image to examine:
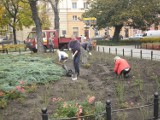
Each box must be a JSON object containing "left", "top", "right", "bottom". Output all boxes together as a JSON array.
[
  {"left": 13, "top": 27, "right": 17, "bottom": 44},
  {"left": 112, "top": 24, "right": 123, "bottom": 42},
  {"left": 54, "top": 0, "right": 59, "bottom": 30},
  {"left": 48, "top": 0, "right": 60, "bottom": 31},
  {"left": 29, "top": 0, "right": 44, "bottom": 53}
]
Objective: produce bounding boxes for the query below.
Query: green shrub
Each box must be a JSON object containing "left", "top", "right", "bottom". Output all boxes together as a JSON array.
[
  {"left": 51, "top": 96, "right": 105, "bottom": 119},
  {"left": 96, "top": 40, "right": 140, "bottom": 46},
  {"left": 0, "top": 54, "right": 64, "bottom": 92},
  {"left": 0, "top": 98, "right": 8, "bottom": 109},
  {"left": 140, "top": 37, "right": 160, "bottom": 43},
  {"left": 96, "top": 38, "right": 160, "bottom": 46}
]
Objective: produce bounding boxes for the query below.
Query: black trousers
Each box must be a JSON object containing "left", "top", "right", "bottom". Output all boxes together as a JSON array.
[{"left": 120, "top": 68, "right": 131, "bottom": 78}]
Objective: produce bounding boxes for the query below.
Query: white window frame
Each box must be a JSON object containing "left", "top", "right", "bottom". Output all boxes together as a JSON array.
[
  {"left": 72, "top": 15, "right": 78, "bottom": 21},
  {"left": 72, "top": 2, "right": 77, "bottom": 9},
  {"left": 73, "top": 27, "right": 79, "bottom": 37},
  {"left": 83, "top": 2, "right": 88, "bottom": 9}
]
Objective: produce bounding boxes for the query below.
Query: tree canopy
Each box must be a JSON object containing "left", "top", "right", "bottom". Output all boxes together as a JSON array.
[
  {"left": 83, "top": 0, "right": 160, "bottom": 41},
  {"left": 0, "top": 0, "right": 33, "bottom": 44}
]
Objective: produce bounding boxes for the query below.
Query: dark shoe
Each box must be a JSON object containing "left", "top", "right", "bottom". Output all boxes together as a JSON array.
[
  {"left": 77, "top": 73, "right": 80, "bottom": 77},
  {"left": 124, "top": 74, "right": 129, "bottom": 78}
]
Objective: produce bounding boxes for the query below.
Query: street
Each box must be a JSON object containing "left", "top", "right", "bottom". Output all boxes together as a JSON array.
[{"left": 97, "top": 45, "right": 160, "bottom": 61}]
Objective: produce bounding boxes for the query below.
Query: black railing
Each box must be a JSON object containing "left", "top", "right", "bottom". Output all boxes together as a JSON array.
[
  {"left": 97, "top": 46, "right": 160, "bottom": 61},
  {"left": 42, "top": 92, "right": 159, "bottom": 120}
]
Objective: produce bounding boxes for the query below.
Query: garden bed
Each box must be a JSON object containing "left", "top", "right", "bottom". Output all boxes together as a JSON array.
[{"left": 0, "top": 51, "right": 160, "bottom": 120}]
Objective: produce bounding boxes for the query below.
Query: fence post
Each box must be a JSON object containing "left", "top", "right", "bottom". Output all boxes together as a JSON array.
[
  {"left": 109, "top": 48, "right": 111, "bottom": 54},
  {"left": 115, "top": 48, "right": 117, "bottom": 55},
  {"left": 123, "top": 49, "right": 124, "bottom": 56},
  {"left": 131, "top": 49, "right": 133, "bottom": 58},
  {"left": 106, "top": 100, "right": 111, "bottom": 120},
  {"left": 140, "top": 50, "right": 142, "bottom": 59},
  {"left": 152, "top": 44, "right": 154, "bottom": 49},
  {"left": 98, "top": 46, "right": 99, "bottom": 52},
  {"left": 154, "top": 92, "right": 159, "bottom": 120},
  {"left": 103, "top": 47, "right": 105, "bottom": 53},
  {"left": 19, "top": 47, "right": 21, "bottom": 54},
  {"left": 151, "top": 51, "right": 153, "bottom": 61},
  {"left": 42, "top": 108, "right": 48, "bottom": 120}
]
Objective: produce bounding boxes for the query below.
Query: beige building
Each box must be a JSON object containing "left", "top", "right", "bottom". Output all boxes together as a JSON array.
[
  {"left": 58, "top": 0, "right": 98, "bottom": 38},
  {"left": 16, "top": 0, "right": 150, "bottom": 41}
]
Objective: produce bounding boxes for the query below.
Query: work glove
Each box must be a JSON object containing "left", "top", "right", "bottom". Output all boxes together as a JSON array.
[
  {"left": 89, "top": 52, "right": 92, "bottom": 55},
  {"left": 72, "top": 54, "right": 75, "bottom": 59}
]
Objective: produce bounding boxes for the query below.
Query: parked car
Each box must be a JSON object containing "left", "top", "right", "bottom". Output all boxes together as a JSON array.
[
  {"left": 92, "top": 35, "right": 106, "bottom": 41},
  {"left": 129, "top": 34, "right": 143, "bottom": 40}
]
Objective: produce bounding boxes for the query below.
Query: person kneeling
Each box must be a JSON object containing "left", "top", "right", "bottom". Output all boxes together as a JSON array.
[
  {"left": 57, "top": 49, "right": 68, "bottom": 63},
  {"left": 114, "top": 56, "right": 131, "bottom": 78}
]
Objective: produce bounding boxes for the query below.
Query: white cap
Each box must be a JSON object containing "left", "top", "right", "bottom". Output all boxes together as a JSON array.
[{"left": 114, "top": 56, "right": 121, "bottom": 61}]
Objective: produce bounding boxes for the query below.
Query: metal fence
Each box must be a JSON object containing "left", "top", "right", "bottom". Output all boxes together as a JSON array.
[
  {"left": 42, "top": 92, "right": 159, "bottom": 120},
  {"left": 97, "top": 45, "right": 160, "bottom": 61}
]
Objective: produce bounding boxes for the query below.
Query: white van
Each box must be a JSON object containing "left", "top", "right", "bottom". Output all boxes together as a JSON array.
[
  {"left": 143, "top": 30, "right": 160, "bottom": 38},
  {"left": 129, "top": 34, "right": 143, "bottom": 40}
]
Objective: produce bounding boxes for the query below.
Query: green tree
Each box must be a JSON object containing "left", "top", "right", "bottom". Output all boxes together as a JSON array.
[
  {"left": 127, "top": 0, "right": 160, "bottom": 30},
  {"left": 0, "top": 5, "right": 7, "bottom": 35},
  {"left": 83, "top": 0, "right": 160, "bottom": 41},
  {"left": 0, "top": 0, "right": 33, "bottom": 44},
  {"left": 0, "top": 5, "right": 6, "bottom": 25},
  {"left": 38, "top": 2, "right": 51, "bottom": 30}
]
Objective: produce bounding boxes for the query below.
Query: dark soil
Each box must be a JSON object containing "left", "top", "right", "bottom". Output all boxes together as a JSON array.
[{"left": 0, "top": 51, "right": 160, "bottom": 120}]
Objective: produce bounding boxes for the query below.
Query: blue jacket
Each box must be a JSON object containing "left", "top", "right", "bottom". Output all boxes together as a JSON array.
[{"left": 68, "top": 40, "right": 81, "bottom": 55}]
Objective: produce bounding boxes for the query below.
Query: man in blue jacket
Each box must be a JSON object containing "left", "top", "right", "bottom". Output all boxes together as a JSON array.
[{"left": 68, "top": 36, "right": 81, "bottom": 80}]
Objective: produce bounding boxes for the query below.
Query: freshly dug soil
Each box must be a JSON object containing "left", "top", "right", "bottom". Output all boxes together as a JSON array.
[{"left": 1, "top": 51, "right": 160, "bottom": 120}]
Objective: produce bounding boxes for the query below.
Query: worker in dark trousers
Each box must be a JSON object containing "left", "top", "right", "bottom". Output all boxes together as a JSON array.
[
  {"left": 68, "top": 36, "right": 81, "bottom": 80},
  {"left": 114, "top": 56, "right": 131, "bottom": 78},
  {"left": 81, "top": 39, "right": 92, "bottom": 63}
]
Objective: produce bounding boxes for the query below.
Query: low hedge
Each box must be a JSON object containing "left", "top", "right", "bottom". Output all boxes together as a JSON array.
[
  {"left": 96, "top": 40, "right": 140, "bottom": 46},
  {"left": 140, "top": 37, "right": 160, "bottom": 43},
  {"left": 96, "top": 37, "right": 160, "bottom": 46}
]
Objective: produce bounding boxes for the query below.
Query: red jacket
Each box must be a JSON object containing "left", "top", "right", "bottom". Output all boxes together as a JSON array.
[{"left": 114, "top": 58, "right": 130, "bottom": 75}]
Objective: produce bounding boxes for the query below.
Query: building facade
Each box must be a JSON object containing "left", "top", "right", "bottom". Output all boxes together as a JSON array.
[
  {"left": 58, "top": 0, "right": 97, "bottom": 38},
  {"left": 16, "top": 1, "right": 159, "bottom": 41}
]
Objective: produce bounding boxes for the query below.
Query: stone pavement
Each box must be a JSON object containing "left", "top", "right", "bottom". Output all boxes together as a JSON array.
[{"left": 97, "top": 45, "right": 160, "bottom": 61}]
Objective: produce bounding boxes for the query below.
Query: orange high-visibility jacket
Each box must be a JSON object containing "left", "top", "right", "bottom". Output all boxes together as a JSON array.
[{"left": 114, "top": 58, "right": 130, "bottom": 75}]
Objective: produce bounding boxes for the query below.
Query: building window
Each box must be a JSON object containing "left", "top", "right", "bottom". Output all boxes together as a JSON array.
[
  {"left": 72, "top": 2, "right": 77, "bottom": 9},
  {"left": 62, "top": 30, "right": 66, "bottom": 37},
  {"left": 72, "top": 15, "right": 78, "bottom": 21},
  {"left": 73, "top": 27, "right": 79, "bottom": 37},
  {"left": 83, "top": 2, "right": 88, "bottom": 9}
]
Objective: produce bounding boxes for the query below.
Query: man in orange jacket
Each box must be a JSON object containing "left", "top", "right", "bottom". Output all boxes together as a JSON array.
[{"left": 114, "top": 56, "right": 131, "bottom": 78}]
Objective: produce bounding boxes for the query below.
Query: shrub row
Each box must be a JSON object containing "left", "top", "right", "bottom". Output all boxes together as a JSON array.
[
  {"left": 96, "top": 37, "right": 160, "bottom": 46},
  {"left": 140, "top": 37, "right": 160, "bottom": 43},
  {"left": 96, "top": 40, "right": 140, "bottom": 46}
]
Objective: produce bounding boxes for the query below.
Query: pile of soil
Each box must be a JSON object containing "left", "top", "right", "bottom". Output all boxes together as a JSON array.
[{"left": 0, "top": 51, "right": 160, "bottom": 120}]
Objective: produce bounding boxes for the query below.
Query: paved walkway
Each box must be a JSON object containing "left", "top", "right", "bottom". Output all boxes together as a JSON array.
[{"left": 97, "top": 45, "right": 160, "bottom": 61}]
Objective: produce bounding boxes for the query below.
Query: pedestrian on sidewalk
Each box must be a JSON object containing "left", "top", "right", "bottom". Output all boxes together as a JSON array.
[
  {"left": 114, "top": 56, "right": 131, "bottom": 78},
  {"left": 49, "top": 34, "right": 54, "bottom": 52}
]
